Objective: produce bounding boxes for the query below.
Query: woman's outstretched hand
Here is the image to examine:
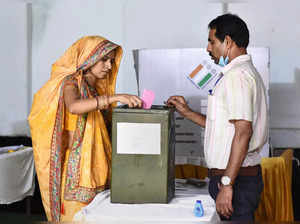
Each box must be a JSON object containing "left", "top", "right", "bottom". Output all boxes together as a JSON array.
[{"left": 114, "top": 94, "right": 143, "bottom": 108}]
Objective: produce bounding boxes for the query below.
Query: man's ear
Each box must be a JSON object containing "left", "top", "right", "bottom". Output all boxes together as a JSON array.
[{"left": 224, "top": 35, "right": 233, "bottom": 48}]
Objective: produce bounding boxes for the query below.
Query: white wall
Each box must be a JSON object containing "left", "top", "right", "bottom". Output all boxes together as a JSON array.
[
  {"left": 228, "top": 0, "right": 300, "bottom": 147},
  {"left": 31, "top": 0, "right": 222, "bottom": 95},
  {"left": 31, "top": 0, "right": 124, "bottom": 96},
  {"left": 230, "top": 0, "right": 300, "bottom": 83},
  {"left": 120, "top": 0, "right": 222, "bottom": 94},
  {"left": 1, "top": 0, "right": 300, "bottom": 148},
  {"left": 0, "top": 0, "right": 29, "bottom": 136}
]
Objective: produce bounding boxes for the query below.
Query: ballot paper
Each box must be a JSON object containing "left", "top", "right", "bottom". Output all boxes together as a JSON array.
[{"left": 141, "top": 89, "right": 155, "bottom": 109}]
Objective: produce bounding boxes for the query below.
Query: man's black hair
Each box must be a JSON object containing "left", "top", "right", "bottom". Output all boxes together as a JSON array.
[{"left": 208, "top": 13, "right": 249, "bottom": 48}]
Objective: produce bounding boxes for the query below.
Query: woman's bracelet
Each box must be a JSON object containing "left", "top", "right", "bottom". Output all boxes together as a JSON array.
[
  {"left": 96, "top": 95, "right": 110, "bottom": 110},
  {"left": 96, "top": 97, "right": 99, "bottom": 110}
]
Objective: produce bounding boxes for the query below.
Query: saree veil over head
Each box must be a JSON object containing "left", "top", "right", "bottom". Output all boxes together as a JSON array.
[{"left": 28, "top": 36, "right": 122, "bottom": 221}]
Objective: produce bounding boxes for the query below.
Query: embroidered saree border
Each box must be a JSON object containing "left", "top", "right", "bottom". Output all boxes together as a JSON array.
[
  {"left": 64, "top": 80, "right": 106, "bottom": 202},
  {"left": 49, "top": 77, "right": 69, "bottom": 221},
  {"left": 77, "top": 40, "right": 118, "bottom": 71}
]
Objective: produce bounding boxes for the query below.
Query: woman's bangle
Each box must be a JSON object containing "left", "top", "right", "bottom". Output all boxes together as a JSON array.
[
  {"left": 96, "top": 97, "right": 99, "bottom": 110},
  {"left": 106, "top": 96, "right": 110, "bottom": 107},
  {"left": 103, "top": 95, "right": 109, "bottom": 110},
  {"left": 96, "top": 95, "right": 109, "bottom": 110}
]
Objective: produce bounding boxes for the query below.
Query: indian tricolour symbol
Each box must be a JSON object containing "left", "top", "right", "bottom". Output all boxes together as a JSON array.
[{"left": 187, "top": 60, "right": 221, "bottom": 90}]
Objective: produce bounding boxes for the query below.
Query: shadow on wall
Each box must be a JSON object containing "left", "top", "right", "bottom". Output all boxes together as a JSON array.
[
  {"left": 295, "top": 68, "right": 300, "bottom": 94},
  {"left": 31, "top": 0, "right": 58, "bottom": 45},
  {"left": 269, "top": 68, "right": 300, "bottom": 148},
  {"left": 12, "top": 120, "right": 31, "bottom": 137}
]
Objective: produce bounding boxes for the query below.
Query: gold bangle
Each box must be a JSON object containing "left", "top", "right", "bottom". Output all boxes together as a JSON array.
[
  {"left": 105, "top": 95, "right": 109, "bottom": 109},
  {"left": 103, "top": 95, "right": 109, "bottom": 110},
  {"left": 100, "top": 96, "right": 105, "bottom": 110},
  {"left": 96, "top": 96, "right": 99, "bottom": 110},
  {"left": 96, "top": 95, "right": 109, "bottom": 110}
]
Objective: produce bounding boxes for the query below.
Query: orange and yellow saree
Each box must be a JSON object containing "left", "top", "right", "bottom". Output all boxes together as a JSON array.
[{"left": 28, "top": 36, "right": 122, "bottom": 221}]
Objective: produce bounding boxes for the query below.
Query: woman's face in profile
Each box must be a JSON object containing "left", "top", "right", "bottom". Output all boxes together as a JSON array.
[{"left": 90, "top": 50, "right": 116, "bottom": 79}]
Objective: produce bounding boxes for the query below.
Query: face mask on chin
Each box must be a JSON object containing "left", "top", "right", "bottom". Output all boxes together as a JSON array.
[
  {"left": 218, "top": 41, "right": 230, "bottom": 67},
  {"left": 218, "top": 55, "right": 229, "bottom": 67}
]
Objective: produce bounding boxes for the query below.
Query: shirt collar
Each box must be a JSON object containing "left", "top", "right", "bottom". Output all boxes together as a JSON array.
[{"left": 222, "top": 54, "right": 251, "bottom": 74}]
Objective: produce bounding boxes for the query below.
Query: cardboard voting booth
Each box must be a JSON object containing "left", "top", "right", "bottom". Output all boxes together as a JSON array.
[{"left": 133, "top": 48, "right": 270, "bottom": 164}]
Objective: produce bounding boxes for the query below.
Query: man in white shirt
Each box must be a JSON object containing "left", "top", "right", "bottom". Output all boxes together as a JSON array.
[{"left": 167, "top": 14, "right": 268, "bottom": 221}]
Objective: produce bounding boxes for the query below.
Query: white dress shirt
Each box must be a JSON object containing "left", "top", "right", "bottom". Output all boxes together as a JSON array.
[{"left": 204, "top": 54, "right": 268, "bottom": 169}]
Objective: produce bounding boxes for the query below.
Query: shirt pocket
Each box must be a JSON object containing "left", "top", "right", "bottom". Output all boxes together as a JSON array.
[{"left": 207, "top": 95, "right": 216, "bottom": 121}]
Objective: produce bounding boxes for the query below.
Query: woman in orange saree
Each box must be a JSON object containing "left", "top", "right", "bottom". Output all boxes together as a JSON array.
[{"left": 28, "top": 36, "right": 142, "bottom": 222}]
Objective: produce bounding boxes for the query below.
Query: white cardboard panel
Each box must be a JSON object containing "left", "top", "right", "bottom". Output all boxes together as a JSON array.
[{"left": 137, "top": 48, "right": 270, "bottom": 162}]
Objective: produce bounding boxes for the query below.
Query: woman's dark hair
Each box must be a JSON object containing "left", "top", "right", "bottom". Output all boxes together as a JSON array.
[{"left": 208, "top": 13, "right": 249, "bottom": 48}]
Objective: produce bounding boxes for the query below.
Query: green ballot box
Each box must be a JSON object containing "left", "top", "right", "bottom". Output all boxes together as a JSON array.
[{"left": 111, "top": 105, "right": 175, "bottom": 203}]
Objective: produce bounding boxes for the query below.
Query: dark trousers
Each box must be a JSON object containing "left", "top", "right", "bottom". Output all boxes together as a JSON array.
[{"left": 208, "top": 168, "right": 263, "bottom": 221}]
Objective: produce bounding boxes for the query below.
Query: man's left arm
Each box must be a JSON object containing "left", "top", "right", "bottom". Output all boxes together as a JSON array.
[
  {"left": 216, "top": 70, "right": 255, "bottom": 218},
  {"left": 215, "top": 119, "right": 253, "bottom": 218}
]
